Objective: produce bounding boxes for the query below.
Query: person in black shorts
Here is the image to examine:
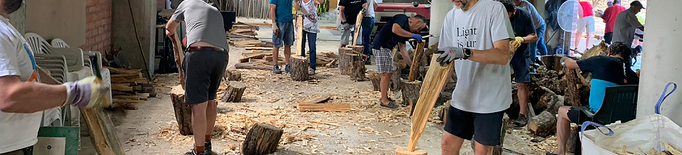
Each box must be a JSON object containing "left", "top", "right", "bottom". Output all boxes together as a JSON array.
[
  {"left": 548, "top": 42, "right": 639, "bottom": 155},
  {"left": 501, "top": 0, "right": 538, "bottom": 127}
]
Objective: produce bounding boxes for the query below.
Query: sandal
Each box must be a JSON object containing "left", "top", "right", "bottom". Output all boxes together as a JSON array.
[{"left": 379, "top": 99, "right": 399, "bottom": 109}]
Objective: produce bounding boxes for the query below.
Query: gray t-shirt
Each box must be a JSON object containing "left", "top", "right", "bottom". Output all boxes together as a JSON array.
[
  {"left": 517, "top": 0, "right": 545, "bottom": 29},
  {"left": 612, "top": 9, "right": 642, "bottom": 47},
  {"left": 439, "top": 0, "right": 514, "bottom": 113},
  {"left": 172, "top": 0, "right": 229, "bottom": 50}
]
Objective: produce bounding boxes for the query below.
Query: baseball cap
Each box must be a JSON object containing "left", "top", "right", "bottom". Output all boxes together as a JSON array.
[{"left": 630, "top": 1, "right": 645, "bottom": 9}]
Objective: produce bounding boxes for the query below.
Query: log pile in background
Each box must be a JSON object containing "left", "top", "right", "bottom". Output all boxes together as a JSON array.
[
  {"left": 107, "top": 67, "right": 155, "bottom": 110},
  {"left": 236, "top": 50, "right": 339, "bottom": 71},
  {"left": 228, "top": 22, "right": 261, "bottom": 40}
]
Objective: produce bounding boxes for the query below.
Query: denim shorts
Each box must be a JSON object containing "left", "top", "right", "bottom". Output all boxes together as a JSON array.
[{"left": 273, "top": 22, "right": 294, "bottom": 47}]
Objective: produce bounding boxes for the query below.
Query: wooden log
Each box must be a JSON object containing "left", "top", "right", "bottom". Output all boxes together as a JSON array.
[
  {"left": 404, "top": 54, "right": 454, "bottom": 152},
  {"left": 221, "top": 81, "right": 247, "bottom": 102},
  {"left": 290, "top": 56, "right": 310, "bottom": 81},
  {"left": 171, "top": 85, "right": 193, "bottom": 135},
  {"left": 541, "top": 55, "right": 563, "bottom": 71},
  {"left": 529, "top": 111, "right": 557, "bottom": 137},
  {"left": 241, "top": 123, "right": 284, "bottom": 155},
  {"left": 390, "top": 68, "right": 402, "bottom": 92},
  {"left": 81, "top": 107, "right": 125, "bottom": 155},
  {"left": 408, "top": 42, "right": 426, "bottom": 81},
  {"left": 349, "top": 61, "right": 366, "bottom": 81},
  {"left": 295, "top": 15, "right": 304, "bottom": 56},
  {"left": 300, "top": 96, "right": 331, "bottom": 104},
  {"left": 352, "top": 10, "right": 364, "bottom": 46},
  {"left": 566, "top": 125, "right": 579, "bottom": 153},
  {"left": 564, "top": 67, "right": 583, "bottom": 107},
  {"left": 338, "top": 48, "right": 354, "bottom": 75},
  {"left": 400, "top": 79, "right": 422, "bottom": 107},
  {"left": 105, "top": 67, "right": 141, "bottom": 74},
  {"left": 368, "top": 71, "right": 381, "bottom": 91},
  {"left": 580, "top": 41, "right": 608, "bottom": 60},
  {"left": 235, "top": 62, "right": 272, "bottom": 70},
  {"left": 297, "top": 103, "right": 351, "bottom": 112},
  {"left": 169, "top": 34, "right": 186, "bottom": 90},
  {"left": 395, "top": 147, "right": 427, "bottom": 155},
  {"left": 224, "top": 69, "right": 242, "bottom": 81}
]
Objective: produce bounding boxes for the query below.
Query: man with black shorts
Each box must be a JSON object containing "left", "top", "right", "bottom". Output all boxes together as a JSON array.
[
  {"left": 549, "top": 42, "right": 639, "bottom": 155},
  {"left": 435, "top": 0, "right": 514, "bottom": 154},
  {"left": 166, "top": 0, "right": 229, "bottom": 154},
  {"left": 371, "top": 14, "right": 426, "bottom": 109},
  {"left": 501, "top": 0, "right": 538, "bottom": 127}
]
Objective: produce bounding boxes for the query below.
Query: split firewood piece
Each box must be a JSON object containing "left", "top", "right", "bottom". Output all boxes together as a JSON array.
[
  {"left": 241, "top": 123, "right": 283, "bottom": 155},
  {"left": 297, "top": 103, "right": 351, "bottom": 112},
  {"left": 408, "top": 42, "right": 425, "bottom": 81},
  {"left": 529, "top": 111, "right": 557, "bottom": 137},
  {"left": 295, "top": 15, "right": 304, "bottom": 56},
  {"left": 170, "top": 85, "right": 193, "bottom": 135},
  {"left": 221, "top": 81, "right": 247, "bottom": 102},
  {"left": 290, "top": 56, "right": 310, "bottom": 81},
  {"left": 300, "top": 96, "right": 331, "bottom": 104},
  {"left": 169, "top": 34, "right": 186, "bottom": 90},
  {"left": 235, "top": 62, "right": 273, "bottom": 70},
  {"left": 663, "top": 142, "right": 682, "bottom": 155},
  {"left": 352, "top": 10, "right": 364, "bottom": 46}
]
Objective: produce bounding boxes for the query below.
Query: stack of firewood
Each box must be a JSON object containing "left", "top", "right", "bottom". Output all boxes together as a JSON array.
[
  {"left": 107, "top": 67, "right": 155, "bottom": 110},
  {"left": 235, "top": 51, "right": 339, "bottom": 71}
]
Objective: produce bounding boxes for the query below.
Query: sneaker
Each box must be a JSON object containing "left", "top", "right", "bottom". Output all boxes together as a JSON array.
[
  {"left": 272, "top": 66, "right": 282, "bottom": 74},
  {"left": 184, "top": 149, "right": 206, "bottom": 155},
  {"left": 284, "top": 65, "right": 292, "bottom": 73},
  {"left": 308, "top": 68, "right": 316, "bottom": 75},
  {"left": 205, "top": 142, "right": 215, "bottom": 155},
  {"left": 514, "top": 114, "right": 528, "bottom": 127}
]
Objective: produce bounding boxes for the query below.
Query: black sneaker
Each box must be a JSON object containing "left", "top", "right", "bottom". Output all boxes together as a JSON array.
[
  {"left": 272, "top": 65, "right": 282, "bottom": 74},
  {"left": 205, "top": 142, "right": 215, "bottom": 155},
  {"left": 184, "top": 149, "right": 206, "bottom": 155},
  {"left": 284, "top": 65, "right": 292, "bottom": 73},
  {"left": 514, "top": 114, "right": 529, "bottom": 127}
]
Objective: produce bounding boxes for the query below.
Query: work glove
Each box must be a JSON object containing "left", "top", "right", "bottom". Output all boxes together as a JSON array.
[
  {"left": 560, "top": 56, "right": 570, "bottom": 67},
  {"left": 511, "top": 37, "right": 524, "bottom": 50},
  {"left": 436, "top": 47, "right": 468, "bottom": 66},
  {"left": 63, "top": 76, "right": 110, "bottom": 108},
  {"left": 272, "top": 23, "right": 280, "bottom": 35},
  {"left": 411, "top": 34, "right": 423, "bottom": 43}
]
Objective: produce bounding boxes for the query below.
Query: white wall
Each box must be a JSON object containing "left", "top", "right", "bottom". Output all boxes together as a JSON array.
[
  {"left": 428, "top": 0, "right": 453, "bottom": 46},
  {"left": 25, "top": 0, "right": 86, "bottom": 47},
  {"left": 637, "top": 0, "right": 682, "bottom": 124}
]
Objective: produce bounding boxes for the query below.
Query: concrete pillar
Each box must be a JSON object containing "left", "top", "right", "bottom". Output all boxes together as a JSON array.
[
  {"left": 636, "top": 0, "right": 682, "bottom": 124},
  {"left": 428, "top": 0, "right": 453, "bottom": 46}
]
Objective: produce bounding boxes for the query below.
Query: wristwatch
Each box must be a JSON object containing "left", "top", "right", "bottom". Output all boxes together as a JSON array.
[{"left": 463, "top": 48, "right": 472, "bottom": 59}]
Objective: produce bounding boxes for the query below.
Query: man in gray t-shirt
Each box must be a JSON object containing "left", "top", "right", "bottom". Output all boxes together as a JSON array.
[
  {"left": 166, "top": 0, "right": 229, "bottom": 154},
  {"left": 612, "top": 1, "right": 644, "bottom": 48}
]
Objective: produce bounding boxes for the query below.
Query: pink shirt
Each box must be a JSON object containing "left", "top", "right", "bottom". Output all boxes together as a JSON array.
[
  {"left": 580, "top": 1, "right": 594, "bottom": 17},
  {"left": 602, "top": 4, "right": 627, "bottom": 33}
]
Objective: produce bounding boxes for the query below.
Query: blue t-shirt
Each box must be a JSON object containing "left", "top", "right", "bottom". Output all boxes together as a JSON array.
[
  {"left": 510, "top": 8, "right": 536, "bottom": 57},
  {"left": 270, "top": 0, "right": 293, "bottom": 23},
  {"left": 372, "top": 14, "right": 410, "bottom": 49}
]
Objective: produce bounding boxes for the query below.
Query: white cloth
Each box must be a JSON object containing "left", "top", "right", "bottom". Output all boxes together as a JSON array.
[
  {"left": 612, "top": 9, "right": 642, "bottom": 47},
  {"left": 300, "top": 0, "right": 320, "bottom": 33},
  {"left": 366, "top": 0, "right": 376, "bottom": 17},
  {"left": 438, "top": 0, "right": 514, "bottom": 113},
  {"left": 577, "top": 16, "right": 596, "bottom": 32},
  {"left": 0, "top": 16, "right": 42, "bottom": 154}
]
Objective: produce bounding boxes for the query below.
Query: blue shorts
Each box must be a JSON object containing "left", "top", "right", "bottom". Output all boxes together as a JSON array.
[
  {"left": 510, "top": 50, "right": 531, "bottom": 83},
  {"left": 273, "top": 22, "right": 294, "bottom": 47}
]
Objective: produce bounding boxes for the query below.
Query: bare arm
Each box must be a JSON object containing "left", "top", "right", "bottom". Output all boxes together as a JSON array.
[
  {"left": 270, "top": 4, "right": 277, "bottom": 24},
  {"left": 37, "top": 67, "right": 60, "bottom": 85},
  {"left": 398, "top": 43, "right": 412, "bottom": 66},
  {"left": 362, "top": 3, "right": 368, "bottom": 8},
  {"left": 564, "top": 59, "right": 580, "bottom": 69},
  {"left": 468, "top": 39, "right": 511, "bottom": 65},
  {"left": 294, "top": 0, "right": 301, "bottom": 12},
  {"left": 0, "top": 76, "right": 67, "bottom": 113},
  {"left": 522, "top": 33, "right": 537, "bottom": 43},
  {"left": 373, "top": 0, "right": 378, "bottom": 10},
  {"left": 315, "top": 0, "right": 322, "bottom": 5},
  {"left": 165, "top": 19, "right": 180, "bottom": 36},
  {"left": 392, "top": 23, "right": 413, "bottom": 38},
  {"left": 339, "top": 6, "right": 346, "bottom": 22}
]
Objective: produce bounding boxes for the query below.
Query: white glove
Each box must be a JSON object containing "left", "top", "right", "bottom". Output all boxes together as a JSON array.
[
  {"left": 63, "top": 76, "right": 110, "bottom": 108},
  {"left": 272, "top": 24, "right": 279, "bottom": 31},
  {"left": 436, "top": 47, "right": 469, "bottom": 66}
]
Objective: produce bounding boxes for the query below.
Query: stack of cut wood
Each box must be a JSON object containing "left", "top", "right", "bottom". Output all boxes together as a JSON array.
[
  {"left": 107, "top": 67, "right": 154, "bottom": 110},
  {"left": 228, "top": 22, "right": 261, "bottom": 39},
  {"left": 236, "top": 50, "right": 340, "bottom": 70}
]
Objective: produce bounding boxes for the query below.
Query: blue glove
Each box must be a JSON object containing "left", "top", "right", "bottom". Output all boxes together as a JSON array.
[{"left": 411, "top": 34, "right": 423, "bottom": 43}]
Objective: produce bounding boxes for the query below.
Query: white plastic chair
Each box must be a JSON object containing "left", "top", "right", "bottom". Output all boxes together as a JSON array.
[
  {"left": 50, "top": 38, "right": 70, "bottom": 48},
  {"left": 25, "top": 33, "right": 53, "bottom": 54},
  {"left": 49, "top": 48, "right": 93, "bottom": 82}
]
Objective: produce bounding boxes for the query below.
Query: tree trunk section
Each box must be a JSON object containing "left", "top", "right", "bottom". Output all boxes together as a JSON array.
[
  {"left": 368, "top": 71, "right": 381, "bottom": 91},
  {"left": 529, "top": 111, "right": 557, "bottom": 137},
  {"left": 350, "top": 61, "right": 366, "bottom": 81},
  {"left": 171, "top": 85, "right": 193, "bottom": 135},
  {"left": 338, "top": 48, "right": 354, "bottom": 75},
  {"left": 241, "top": 123, "right": 284, "bottom": 155},
  {"left": 400, "top": 80, "right": 422, "bottom": 107},
  {"left": 564, "top": 68, "right": 583, "bottom": 107},
  {"left": 390, "top": 69, "right": 402, "bottom": 92},
  {"left": 566, "top": 125, "right": 579, "bottom": 153},
  {"left": 221, "top": 81, "right": 247, "bottom": 102},
  {"left": 290, "top": 56, "right": 310, "bottom": 81},
  {"left": 236, "top": 62, "right": 273, "bottom": 70},
  {"left": 224, "top": 69, "right": 242, "bottom": 81},
  {"left": 541, "top": 55, "right": 563, "bottom": 71}
]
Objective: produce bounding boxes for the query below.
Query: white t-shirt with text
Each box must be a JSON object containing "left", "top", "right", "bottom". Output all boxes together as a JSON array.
[{"left": 438, "top": 0, "right": 514, "bottom": 114}]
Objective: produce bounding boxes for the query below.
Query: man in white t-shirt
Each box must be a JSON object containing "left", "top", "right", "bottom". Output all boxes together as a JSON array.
[
  {"left": 0, "top": 1, "right": 107, "bottom": 154},
  {"left": 435, "top": 0, "right": 514, "bottom": 154},
  {"left": 360, "top": 0, "right": 378, "bottom": 61}
]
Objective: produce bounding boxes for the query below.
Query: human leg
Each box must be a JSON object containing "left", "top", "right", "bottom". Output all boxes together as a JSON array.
[
  {"left": 472, "top": 110, "right": 504, "bottom": 155},
  {"left": 380, "top": 73, "right": 392, "bottom": 104},
  {"left": 604, "top": 32, "right": 613, "bottom": 44},
  {"left": 373, "top": 48, "right": 395, "bottom": 107},
  {"left": 282, "top": 22, "right": 295, "bottom": 71},
  {"left": 191, "top": 102, "right": 208, "bottom": 153},
  {"left": 185, "top": 50, "right": 215, "bottom": 153},
  {"left": 585, "top": 17, "right": 596, "bottom": 50},
  {"left": 301, "top": 31, "right": 308, "bottom": 57},
  {"left": 361, "top": 17, "right": 375, "bottom": 57},
  {"left": 442, "top": 106, "right": 474, "bottom": 154},
  {"left": 204, "top": 51, "right": 228, "bottom": 151},
  {"left": 308, "top": 32, "right": 318, "bottom": 70},
  {"left": 536, "top": 24, "right": 548, "bottom": 56},
  {"left": 272, "top": 24, "right": 284, "bottom": 74},
  {"left": 553, "top": 106, "right": 572, "bottom": 155}
]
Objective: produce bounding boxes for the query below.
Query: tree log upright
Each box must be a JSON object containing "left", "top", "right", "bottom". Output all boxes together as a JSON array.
[
  {"left": 224, "top": 69, "right": 242, "bottom": 81},
  {"left": 350, "top": 61, "right": 366, "bottom": 81},
  {"left": 368, "top": 71, "right": 381, "bottom": 91},
  {"left": 170, "top": 85, "right": 193, "bottom": 135},
  {"left": 529, "top": 111, "right": 557, "bottom": 137},
  {"left": 401, "top": 79, "right": 422, "bottom": 107},
  {"left": 390, "top": 68, "right": 402, "bottom": 92},
  {"left": 221, "top": 81, "right": 247, "bottom": 102},
  {"left": 564, "top": 67, "right": 583, "bottom": 107},
  {"left": 338, "top": 47, "right": 354, "bottom": 75},
  {"left": 290, "top": 56, "right": 310, "bottom": 81},
  {"left": 241, "top": 123, "right": 284, "bottom": 155}
]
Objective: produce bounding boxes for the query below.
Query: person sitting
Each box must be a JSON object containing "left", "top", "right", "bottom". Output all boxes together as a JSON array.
[{"left": 548, "top": 42, "right": 639, "bottom": 155}]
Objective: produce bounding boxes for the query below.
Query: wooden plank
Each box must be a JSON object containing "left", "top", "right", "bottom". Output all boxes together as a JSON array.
[
  {"left": 105, "top": 67, "right": 141, "bottom": 74},
  {"left": 235, "top": 62, "right": 273, "bottom": 70},
  {"left": 405, "top": 54, "right": 454, "bottom": 152},
  {"left": 111, "top": 84, "right": 132, "bottom": 92},
  {"left": 352, "top": 10, "right": 364, "bottom": 46},
  {"left": 300, "top": 96, "right": 331, "bottom": 104},
  {"left": 295, "top": 15, "right": 304, "bottom": 56},
  {"left": 169, "top": 34, "right": 186, "bottom": 90},
  {"left": 319, "top": 25, "right": 338, "bottom": 30},
  {"left": 81, "top": 108, "right": 124, "bottom": 155},
  {"left": 246, "top": 47, "right": 274, "bottom": 50},
  {"left": 297, "top": 103, "right": 351, "bottom": 112},
  {"left": 112, "top": 99, "right": 143, "bottom": 103},
  {"left": 110, "top": 74, "right": 139, "bottom": 78},
  {"left": 408, "top": 42, "right": 426, "bottom": 81}
]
